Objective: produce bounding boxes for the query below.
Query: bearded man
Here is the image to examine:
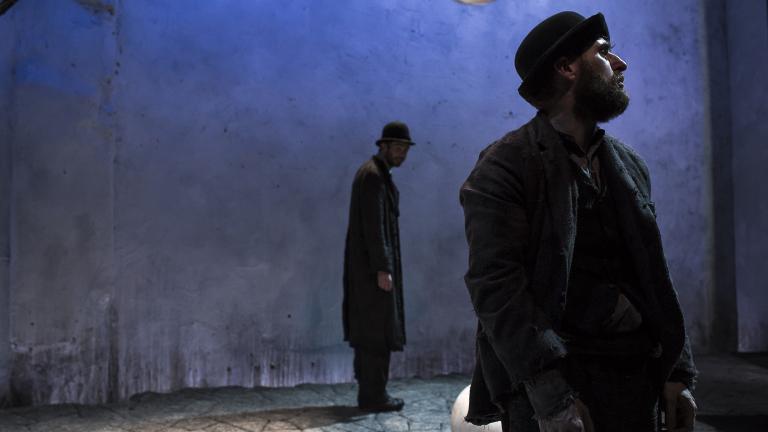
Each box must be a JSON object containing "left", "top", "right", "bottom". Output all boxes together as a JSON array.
[
  {"left": 460, "top": 12, "right": 697, "bottom": 432},
  {"left": 343, "top": 121, "right": 413, "bottom": 412}
]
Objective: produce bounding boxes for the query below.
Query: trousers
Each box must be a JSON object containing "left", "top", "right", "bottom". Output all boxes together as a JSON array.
[{"left": 353, "top": 347, "right": 391, "bottom": 404}]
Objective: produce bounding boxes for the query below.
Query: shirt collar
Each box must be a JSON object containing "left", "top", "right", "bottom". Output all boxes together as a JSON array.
[{"left": 558, "top": 127, "right": 606, "bottom": 158}]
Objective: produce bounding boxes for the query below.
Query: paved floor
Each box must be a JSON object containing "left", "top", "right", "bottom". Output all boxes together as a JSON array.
[{"left": 0, "top": 354, "right": 766, "bottom": 431}]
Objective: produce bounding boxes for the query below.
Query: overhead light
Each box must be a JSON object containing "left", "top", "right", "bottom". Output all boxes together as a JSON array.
[{"left": 454, "top": 0, "right": 496, "bottom": 4}]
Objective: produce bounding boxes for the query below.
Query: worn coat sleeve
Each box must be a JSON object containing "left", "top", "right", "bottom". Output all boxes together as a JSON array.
[
  {"left": 461, "top": 149, "right": 568, "bottom": 392},
  {"left": 669, "top": 334, "right": 697, "bottom": 390},
  {"left": 360, "top": 172, "right": 394, "bottom": 274}
]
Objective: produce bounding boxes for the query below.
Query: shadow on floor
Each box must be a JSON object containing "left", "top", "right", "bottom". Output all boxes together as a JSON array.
[
  {"left": 697, "top": 415, "right": 768, "bottom": 432},
  {"left": 204, "top": 405, "right": 366, "bottom": 429},
  {"left": 734, "top": 352, "right": 768, "bottom": 370}
]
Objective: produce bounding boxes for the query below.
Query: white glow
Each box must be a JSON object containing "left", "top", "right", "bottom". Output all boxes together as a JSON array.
[
  {"left": 454, "top": 0, "right": 496, "bottom": 5},
  {"left": 451, "top": 385, "right": 504, "bottom": 432}
]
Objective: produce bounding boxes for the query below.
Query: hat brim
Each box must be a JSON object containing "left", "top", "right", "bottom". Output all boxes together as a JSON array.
[
  {"left": 376, "top": 138, "right": 415, "bottom": 146},
  {"left": 518, "top": 13, "right": 609, "bottom": 94}
]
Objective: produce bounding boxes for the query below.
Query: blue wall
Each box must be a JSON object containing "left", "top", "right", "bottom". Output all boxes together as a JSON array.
[
  {"left": 727, "top": 0, "right": 768, "bottom": 351},
  {"left": 5, "top": 0, "right": 119, "bottom": 404},
  {"left": 0, "top": 2, "right": 16, "bottom": 406},
  {"left": 1, "top": 0, "right": 748, "bottom": 404}
]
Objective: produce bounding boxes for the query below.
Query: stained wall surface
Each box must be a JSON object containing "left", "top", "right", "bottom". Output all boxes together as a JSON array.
[
  {"left": 727, "top": 0, "right": 768, "bottom": 352},
  {"left": 2, "top": 0, "right": 722, "bottom": 404},
  {"left": 5, "top": 1, "right": 119, "bottom": 404},
  {"left": 0, "top": 5, "right": 15, "bottom": 406}
]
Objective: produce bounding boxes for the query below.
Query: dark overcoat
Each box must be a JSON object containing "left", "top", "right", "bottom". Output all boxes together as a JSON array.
[
  {"left": 343, "top": 155, "right": 406, "bottom": 351},
  {"left": 460, "top": 113, "right": 697, "bottom": 425}
]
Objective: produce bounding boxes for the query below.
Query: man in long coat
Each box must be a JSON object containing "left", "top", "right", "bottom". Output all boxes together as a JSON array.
[
  {"left": 343, "top": 121, "right": 413, "bottom": 412},
  {"left": 461, "top": 12, "right": 697, "bottom": 432}
]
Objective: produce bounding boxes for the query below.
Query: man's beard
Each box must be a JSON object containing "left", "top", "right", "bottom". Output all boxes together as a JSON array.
[
  {"left": 573, "top": 60, "right": 629, "bottom": 123},
  {"left": 386, "top": 154, "right": 404, "bottom": 167}
]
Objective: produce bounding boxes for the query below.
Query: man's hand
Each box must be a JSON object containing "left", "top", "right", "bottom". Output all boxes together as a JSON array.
[
  {"left": 537, "top": 398, "right": 594, "bottom": 432},
  {"left": 377, "top": 271, "right": 393, "bottom": 292},
  {"left": 663, "top": 381, "right": 697, "bottom": 432}
]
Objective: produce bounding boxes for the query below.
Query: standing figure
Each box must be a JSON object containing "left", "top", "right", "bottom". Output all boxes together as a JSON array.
[
  {"left": 343, "top": 121, "right": 413, "bottom": 412},
  {"left": 460, "top": 12, "right": 697, "bottom": 432}
]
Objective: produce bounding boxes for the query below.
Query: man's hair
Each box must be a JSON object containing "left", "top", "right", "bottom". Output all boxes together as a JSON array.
[{"left": 519, "top": 65, "right": 571, "bottom": 109}]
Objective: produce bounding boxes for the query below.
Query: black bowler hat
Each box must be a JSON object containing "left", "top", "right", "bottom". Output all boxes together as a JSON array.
[
  {"left": 515, "top": 11, "right": 610, "bottom": 93},
  {"left": 376, "top": 121, "right": 415, "bottom": 146}
]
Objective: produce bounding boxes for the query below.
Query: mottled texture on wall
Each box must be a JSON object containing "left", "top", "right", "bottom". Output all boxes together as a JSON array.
[
  {"left": 5, "top": 0, "right": 119, "bottom": 405},
  {"left": 3, "top": 0, "right": 716, "bottom": 405},
  {"left": 0, "top": 4, "right": 15, "bottom": 406},
  {"left": 727, "top": 0, "right": 768, "bottom": 352}
]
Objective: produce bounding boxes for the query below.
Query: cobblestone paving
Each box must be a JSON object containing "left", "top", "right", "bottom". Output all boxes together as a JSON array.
[
  {"left": 1, "top": 354, "right": 767, "bottom": 431},
  {"left": 0, "top": 375, "right": 463, "bottom": 432}
]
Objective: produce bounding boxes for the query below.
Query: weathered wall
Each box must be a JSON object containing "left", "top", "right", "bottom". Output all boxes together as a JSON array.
[
  {"left": 701, "top": 0, "right": 738, "bottom": 353},
  {"left": 728, "top": 0, "right": 768, "bottom": 352},
  {"left": 3, "top": 0, "right": 722, "bottom": 405},
  {"left": 6, "top": 0, "right": 118, "bottom": 404},
  {"left": 0, "top": 3, "right": 16, "bottom": 407}
]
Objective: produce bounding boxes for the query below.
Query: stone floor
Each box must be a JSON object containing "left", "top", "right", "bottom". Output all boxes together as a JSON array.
[{"left": 0, "top": 354, "right": 766, "bottom": 431}]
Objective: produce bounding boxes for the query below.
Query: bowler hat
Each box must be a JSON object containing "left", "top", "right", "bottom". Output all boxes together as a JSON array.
[
  {"left": 376, "top": 121, "right": 415, "bottom": 146},
  {"left": 515, "top": 11, "right": 610, "bottom": 94}
]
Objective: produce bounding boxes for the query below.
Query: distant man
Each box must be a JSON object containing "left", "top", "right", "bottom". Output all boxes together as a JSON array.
[
  {"left": 460, "top": 12, "right": 697, "bottom": 432},
  {"left": 343, "top": 121, "right": 413, "bottom": 412}
]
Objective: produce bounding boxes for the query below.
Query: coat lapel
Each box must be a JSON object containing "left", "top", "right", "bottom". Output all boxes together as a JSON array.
[
  {"left": 599, "top": 137, "right": 687, "bottom": 371},
  {"left": 598, "top": 137, "right": 662, "bottom": 325},
  {"left": 373, "top": 156, "right": 400, "bottom": 217},
  {"left": 598, "top": 137, "right": 655, "bottom": 258},
  {"left": 533, "top": 115, "right": 579, "bottom": 271},
  {"left": 599, "top": 137, "right": 652, "bottom": 219}
]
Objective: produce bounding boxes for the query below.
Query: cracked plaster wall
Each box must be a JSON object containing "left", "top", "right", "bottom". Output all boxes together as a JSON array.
[{"left": 0, "top": 0, "right": 733, "bottom": 405}]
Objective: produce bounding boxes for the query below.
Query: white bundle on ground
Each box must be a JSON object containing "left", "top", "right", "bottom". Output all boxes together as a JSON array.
[{"left": 450, "top": 385, "right": 503, "bottom": 432}]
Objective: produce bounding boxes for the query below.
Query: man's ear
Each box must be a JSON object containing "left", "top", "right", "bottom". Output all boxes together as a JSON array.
[{"left": 553, "top": 56, "right": 578, "bottom": 81}]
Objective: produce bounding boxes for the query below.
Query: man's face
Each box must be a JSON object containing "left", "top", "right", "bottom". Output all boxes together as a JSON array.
[
  {"left": 573, "top": 38, "right": 630, "bottom": 123},
  {"left": 381, "top": 142, "right": 410, "bottom": 167}
]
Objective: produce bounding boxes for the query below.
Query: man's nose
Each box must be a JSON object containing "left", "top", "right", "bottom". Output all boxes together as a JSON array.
[{"left": 610, "top": 53, "right": 627, "bottom": 72}]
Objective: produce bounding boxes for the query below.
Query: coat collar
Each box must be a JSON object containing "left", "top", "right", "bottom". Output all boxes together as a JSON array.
[
  {"left": 372, "top": 154, "right": 393, "bottom": 178},
  {"left": 371, "top": 155, "right": 400, "bottom": 212},
  {"left": 531, "top": 111, "right": 566, "bottom": 157},
  {"left": 531, "top": 113, "right": 645, "bottom": 204},
  {"left": 531, "top": 113, "right": 578, "bottom": 258},
  {"left": 531, "top": 111, "right": 604, "bottom": 157}
]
